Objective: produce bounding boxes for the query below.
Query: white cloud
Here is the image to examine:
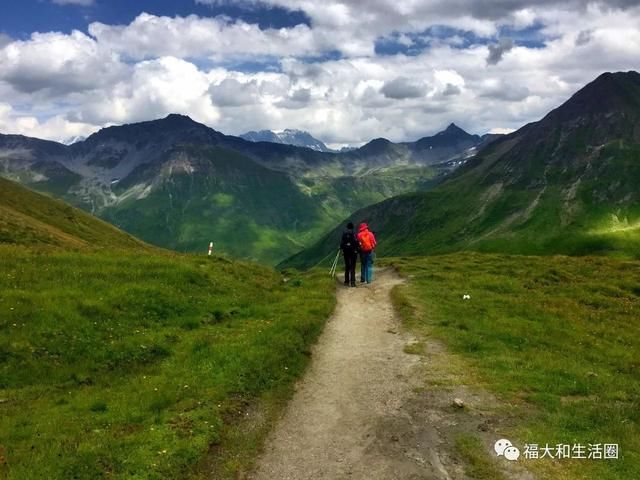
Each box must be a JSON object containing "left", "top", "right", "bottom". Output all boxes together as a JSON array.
[
  {"left": 72, "top": 57, "right": 220, "bottom": 126},
  {"left": 1, "top": 2, "right": 640, "bottom": 145},
  {"left": 0, "top": 30, "right": 126, "bottom": 97},
  {"left": 88, "top": 13, "right": 325, "bottom": 60},
  {"left": 0, "top": 103, "right": 98, "bottom": 141}
]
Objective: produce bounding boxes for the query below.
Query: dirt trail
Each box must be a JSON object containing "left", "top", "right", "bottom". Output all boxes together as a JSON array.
[{"left": 250, "top": 269, "right": 452, "bottom": 480}]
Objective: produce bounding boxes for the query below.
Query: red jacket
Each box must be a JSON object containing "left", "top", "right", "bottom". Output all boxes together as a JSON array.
[{"left": 357, "top": 223, "right": 377, "bottom": 252}]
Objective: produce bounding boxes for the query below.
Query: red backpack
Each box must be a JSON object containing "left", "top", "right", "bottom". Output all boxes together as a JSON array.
[{"left": 359, "top": 231, "right": 374, "bottom": 252}]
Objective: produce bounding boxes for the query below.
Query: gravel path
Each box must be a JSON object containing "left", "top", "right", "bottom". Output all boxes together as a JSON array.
[{"left": 250, "top": 268, "right": 446, "bottom": 480}]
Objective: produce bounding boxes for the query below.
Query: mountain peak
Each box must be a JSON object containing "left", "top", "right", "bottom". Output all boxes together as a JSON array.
[
  {"left": 546, "top": 70, "right": 640, "bottom": 124},
  {"left": 413, "top": 123, "right": 479, "bottom": 151},
  {"left": 240, "top": 128, "right": 330, "bottom": 152},
  {"left": 161, "top": 113, "right": 200, "bottom": 126},
  {"left": 82, "top": 113, "right": 223, "bottom": 148},
  {"left": 356, "top": 137, "right": 393, "bottom": 155},
  {"left": 438, "top": 123, "right": 467, "bottom": 136}
]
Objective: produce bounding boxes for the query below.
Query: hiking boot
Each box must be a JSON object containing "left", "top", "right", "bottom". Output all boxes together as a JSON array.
[{"left": 350, "top": 282, "right": 356, "bottom": 287}]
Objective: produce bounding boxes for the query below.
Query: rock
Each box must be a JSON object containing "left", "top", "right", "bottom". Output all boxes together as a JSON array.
[
  {"left": 453, "top": 398, "right": 465, "bottom": 409},
  {"left": 587, "top": 371, "right": 598, "bottom": 378},
  {"left": 390, "top": 435, "right": 400, "bottom": 442}
]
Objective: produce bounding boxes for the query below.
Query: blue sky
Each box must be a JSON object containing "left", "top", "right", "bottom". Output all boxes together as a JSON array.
[
  {"left": 0, "top": 1, "right": 639, "bottom": 145},
  {"left": 0, "top": 0, "right": 308, "bottom": 39}
]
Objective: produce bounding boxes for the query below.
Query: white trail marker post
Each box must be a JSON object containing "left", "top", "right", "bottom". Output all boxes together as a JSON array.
[{"left": 208, "top": 242, "right": 213, "bottom": 256}]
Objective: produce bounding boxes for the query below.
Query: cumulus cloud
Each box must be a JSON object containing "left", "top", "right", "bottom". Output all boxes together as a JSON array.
[
  {"left": 209, "top": 78, "right": 260, "bottom": 107},
  {"left": 88, "top": 13, "right": 325, "bottom": 60},
  {"left": 1, "top": 1, "right": 640, "bottom": 144},
  {"left": 276, "top": 88, "right": 312, "bottom": 108},
  {"left": 380, "top": 77, "right": 425, "bottom": 99},
  {"left": 487, "top": 38, "right": 514, "bottom": 65},
  {"left": 0, "top": 103, "right": 98, "bottom": 141},
  {"left": 0, "top": 31, "right": 126, "bottom": 96},
  {"left": 69, "top": 56, "right": 219, "bottom": 126},
  {"left": 480, "top": 81, "right": 530, "bottom": 101}
]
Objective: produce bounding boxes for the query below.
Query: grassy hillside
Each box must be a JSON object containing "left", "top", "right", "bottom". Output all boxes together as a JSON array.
[
  {"left": 0, "top": 247, "right": 335, "bottom": 479},
  {"left": 391, "top": 253, "right": 640, "bottom": 480},
  {"left": 0, "top": 180, "right": 336, "bottom": 478},
  {"left": 0, "top": 177, "right": 145, "bottom": 250}
]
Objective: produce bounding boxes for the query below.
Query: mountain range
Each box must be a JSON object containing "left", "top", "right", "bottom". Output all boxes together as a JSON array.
[
  {"left": 0, "top": 116, "right": 484, "bottom": 263},
  {"left": 240, "top": 129, "right": 332, "bottom": 152},
  {"left": 282, "top": 71, "right": 640, "bottom": 268}
]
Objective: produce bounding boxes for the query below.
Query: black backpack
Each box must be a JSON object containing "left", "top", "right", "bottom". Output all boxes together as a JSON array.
[{"left": 341, "top": 230, "right": 358, "bottom": 253}]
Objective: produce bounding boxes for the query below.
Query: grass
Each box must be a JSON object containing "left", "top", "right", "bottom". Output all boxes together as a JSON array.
[
  {"left": 0, "top": 246, "right": 335, "bottom": 479},
  {"left": 0, "top": 176, "right": 146, "bottom": 251},
  {"left": 455, "top": 434, "right": 507, "bottom": 480},
  {"left": 390, "top": 253, "right": 640, "bottom": 480}
]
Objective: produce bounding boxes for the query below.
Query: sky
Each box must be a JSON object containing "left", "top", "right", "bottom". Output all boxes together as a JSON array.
[{"left": 0, "top": 0, "right": 639, "bottom": 146}]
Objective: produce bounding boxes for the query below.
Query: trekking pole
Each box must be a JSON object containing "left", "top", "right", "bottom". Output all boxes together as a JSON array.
[
  {"left": 329, "top": 249, "right": 341, "bottom": 277},
  {"left": 329, "top": 249, "right": 339, "bottom": 277}
]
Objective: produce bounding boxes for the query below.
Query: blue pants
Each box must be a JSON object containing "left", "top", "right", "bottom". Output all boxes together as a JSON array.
[{"left": 362, "top": 252, "right": 374, "bottom": 283}]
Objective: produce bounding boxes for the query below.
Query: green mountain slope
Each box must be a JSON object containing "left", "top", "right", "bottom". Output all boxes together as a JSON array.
[
  {"left": 98, "top": 145, "right": 438, "bottom": 263},
  {"left": 0, "top": 174, "right": 336, "bottom": 479},
  {"left": 0, "top": 177, "right": 146, "bottom": 249},
  {"left": 1, "top": 116, "right": 480, "bottom": 264},
  {"left": 282, "top": 71, "right": 640, "bottom": 269},
  {"left": 101, "top": 145, "right": 323, "bottom": 262}
]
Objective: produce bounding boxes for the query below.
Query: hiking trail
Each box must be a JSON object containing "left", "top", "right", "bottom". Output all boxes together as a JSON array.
[{"left": 250, "top": 268, "right": 454, "bottom": 479}]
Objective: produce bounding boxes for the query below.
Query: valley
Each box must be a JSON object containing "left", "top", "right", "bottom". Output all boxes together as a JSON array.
[{"left": 0, "top": 116, "right": 480, "bottom": 264}]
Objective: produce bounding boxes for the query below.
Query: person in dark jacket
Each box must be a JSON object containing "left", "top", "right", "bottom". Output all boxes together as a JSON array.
[{"left": 340, "top": 222, "right": 359, "bottom": 287}]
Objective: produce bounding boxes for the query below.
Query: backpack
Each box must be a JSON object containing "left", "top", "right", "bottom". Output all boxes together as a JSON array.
[
  {"left": 359, "top": 231, "right": 374, "bottom": 252},
  {"left": 341, "top": 230, "right": 358, "bottom": 253}
]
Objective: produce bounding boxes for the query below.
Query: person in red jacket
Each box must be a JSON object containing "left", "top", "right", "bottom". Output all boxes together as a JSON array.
[{"left": 357, "top": 223, "right": 377, "bottom": 284}]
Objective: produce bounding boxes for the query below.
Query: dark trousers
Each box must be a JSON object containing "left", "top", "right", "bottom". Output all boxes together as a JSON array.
[{"left": 344, "top": 252, "right": 357, "bottom": 285}]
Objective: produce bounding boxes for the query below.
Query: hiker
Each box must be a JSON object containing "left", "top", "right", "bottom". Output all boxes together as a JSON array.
[
  {"left": 357, "top": 223, "right": 377, "bottom": 284},
  {"left": 340, "top": 222, "right": 359, "bottom": 287}
]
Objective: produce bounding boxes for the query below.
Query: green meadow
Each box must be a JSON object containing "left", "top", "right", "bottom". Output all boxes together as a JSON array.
[
  {"left": 391, "top": 253, "right": 640, "bottom": 479},
  {"left": 0, "top": 247, "right": 334, "bottom": 479}
]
